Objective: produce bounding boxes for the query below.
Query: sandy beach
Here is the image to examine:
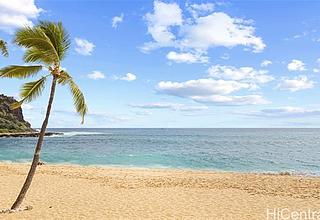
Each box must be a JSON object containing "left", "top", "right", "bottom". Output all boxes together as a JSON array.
[{"left": 0, "top": 163, "right": 319, "bottom": 219}]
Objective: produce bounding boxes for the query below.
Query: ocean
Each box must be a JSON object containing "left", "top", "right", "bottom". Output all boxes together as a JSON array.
[{"left": 0, "top": 128, "right": 319, "bottom": 175}]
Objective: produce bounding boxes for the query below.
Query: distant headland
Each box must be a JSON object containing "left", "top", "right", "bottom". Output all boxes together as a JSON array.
[{"left": 0, "top": 94, "right": 61, "bottom": 137}]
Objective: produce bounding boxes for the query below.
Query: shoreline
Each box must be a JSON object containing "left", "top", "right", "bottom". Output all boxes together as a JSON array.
[
  {"left": 1, "top": 161, "right": 318, "bottom": 178},
  {"left": 1, "top": 163, "right": 319, "bottom": 219},
  {"left": 0, "top": 132, "right": 63, "bottom": 138}
]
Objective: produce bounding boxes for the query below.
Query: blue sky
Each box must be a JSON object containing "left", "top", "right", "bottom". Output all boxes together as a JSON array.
[{"left": 1, "top": 0, "right": 320, "bottom": 128}]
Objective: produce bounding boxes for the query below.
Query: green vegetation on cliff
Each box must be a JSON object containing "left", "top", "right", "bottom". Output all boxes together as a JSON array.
[{"left": 0, "top": 94, "right": 34, "bottom": 133}]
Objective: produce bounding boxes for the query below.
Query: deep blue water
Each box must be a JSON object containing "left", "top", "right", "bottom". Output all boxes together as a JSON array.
[{"left": 0, "top": 128, "right": 319, "bottom": 175}]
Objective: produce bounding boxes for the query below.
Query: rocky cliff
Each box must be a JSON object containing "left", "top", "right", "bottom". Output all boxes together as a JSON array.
[{"left": 0, "top": 94, "right": 34, "bottom": 133}]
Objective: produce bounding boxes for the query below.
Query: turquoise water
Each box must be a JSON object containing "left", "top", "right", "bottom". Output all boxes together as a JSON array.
[{"left": 0, "top": 128, "right": 319, "bottom": 175}]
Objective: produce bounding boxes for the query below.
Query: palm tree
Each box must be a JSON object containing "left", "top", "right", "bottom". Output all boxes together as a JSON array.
[
  {"left": 0, "top": 21, "right": 87, "bottom": 210},
  {"left": 0, "top": 39, "right": 9, "bottom": 57}
]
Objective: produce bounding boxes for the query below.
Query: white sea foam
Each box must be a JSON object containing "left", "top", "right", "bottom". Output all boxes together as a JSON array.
[
  {"left": 0, "top": 159, "right": 31, "bottom": 164},
  {"left": 49, "top": 131, "right": 105, "bottom": 138}
]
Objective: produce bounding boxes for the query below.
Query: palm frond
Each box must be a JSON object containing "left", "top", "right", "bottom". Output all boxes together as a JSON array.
[
  {"left": 0, "top": 65, "right": 42, "bottom": 79},
  {"left": 11, "top": 77, "right": 47, "bottom": 109},
  {"left": 23, "top": 47, "right": 53, "bottom": 64},
  {"left": 10, "top": 101, "right": 24, "bottom": 110},
  {"left": 0, "top": 39, "right": 8, "bottom": 57},
  {"left": 14, "top": 26, "right": 59, "bottom": 64},
  {"left": 57, "top": 70, "right": 72, "bottom": 85},
  {"left": 68, "top": 80, "right": 88, "bottom": 124},
  {"left": 38, "top": 21, "right": 71, "bottom": 61},
  {"left": 56, "top": 70, "right": 88, "bottom": 123}
]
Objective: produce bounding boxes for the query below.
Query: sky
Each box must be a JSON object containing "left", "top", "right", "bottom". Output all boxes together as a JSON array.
[{"left": 1, "top": 0, "right": 320, "bottom": 128}]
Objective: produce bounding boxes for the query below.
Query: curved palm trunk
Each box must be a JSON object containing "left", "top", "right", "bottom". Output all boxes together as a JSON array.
[{"left": 11, "top": 76, "right": 57, "bottom": 210}]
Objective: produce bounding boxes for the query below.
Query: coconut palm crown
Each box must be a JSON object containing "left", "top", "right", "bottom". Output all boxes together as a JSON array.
[
  {"left": 0, "top": 21, "right": 87, "bottom": 122},
  {"left": 0, "top": 21, "right": 87, "bottom": 210},
  {"left": 0, "top": 39, "right": 9, "bottom": 57}
]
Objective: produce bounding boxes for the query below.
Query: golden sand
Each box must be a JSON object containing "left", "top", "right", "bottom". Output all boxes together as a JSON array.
[{"left": 0, "top": 163, "right": 319, "bottom": 219}]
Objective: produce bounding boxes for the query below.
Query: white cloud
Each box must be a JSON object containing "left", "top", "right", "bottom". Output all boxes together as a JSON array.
[
  {"left": 143, "top": 1, "right": 265, "bottom": 55},
  {"left": 187, "top": 2, "right": 215, "bottom": 18},
  {"left": 87, "top": 71, "right": 105, "bottom": 80},
  {"left": 180, "top": 12, "right": 265, "bottom": 53},
  {"left": 133, "top": 110, "right": 152, "bottom": 116},
  {"left": 143, "top": 0, "right": 182, "bottom": 49},
  {"left": 130, "top": 102, "right": 208, "bottom": 111},
  {"left": 191, "top": 94, "right": 269, "bottom": 105},
  {"left": 0, "top": 0, "right": 42, "bottom": 33},
  {"left": 313, "top": 68, "right": 319, "bottom": 73},
  {"left": 287, "top": 59, "right": 306, "bottom": 71},
  {"left": 50, "top": 110, "right": 130, "bottom": 127},
  {"left": 156, "top": 63, "right": 273, "bottom": 106},
  {"left": 242, "top": 106, "right": 320, "bottom": 118},
  {"left": 74, "top": 38, "right": 95, "bottom": 56},
  {"left": 166, "top": 51, "right": 209, "bottom": 63},
  {"left": 261, "top": 60, "right": 272, "bottom": 67},
  {"left": 87, "top": 112, "right": 130, "bottom": 123},
  {"left": 118, "top": 73, "right": 137, "bottom": 81},
  {"left": 112, "top": 13, "right": 124, "bottom": 28},
  {"left": 278, "top": 75, "right": 314, "bottom": 92},
  {"left": 157, "top": 78, "right": 250, "bottom": 96},
  {"left": 208, "top": 65, "right": 274, "bottom": 84},
  {"left": 156, "top": 78, "right": 268, "bottom": 105}
]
